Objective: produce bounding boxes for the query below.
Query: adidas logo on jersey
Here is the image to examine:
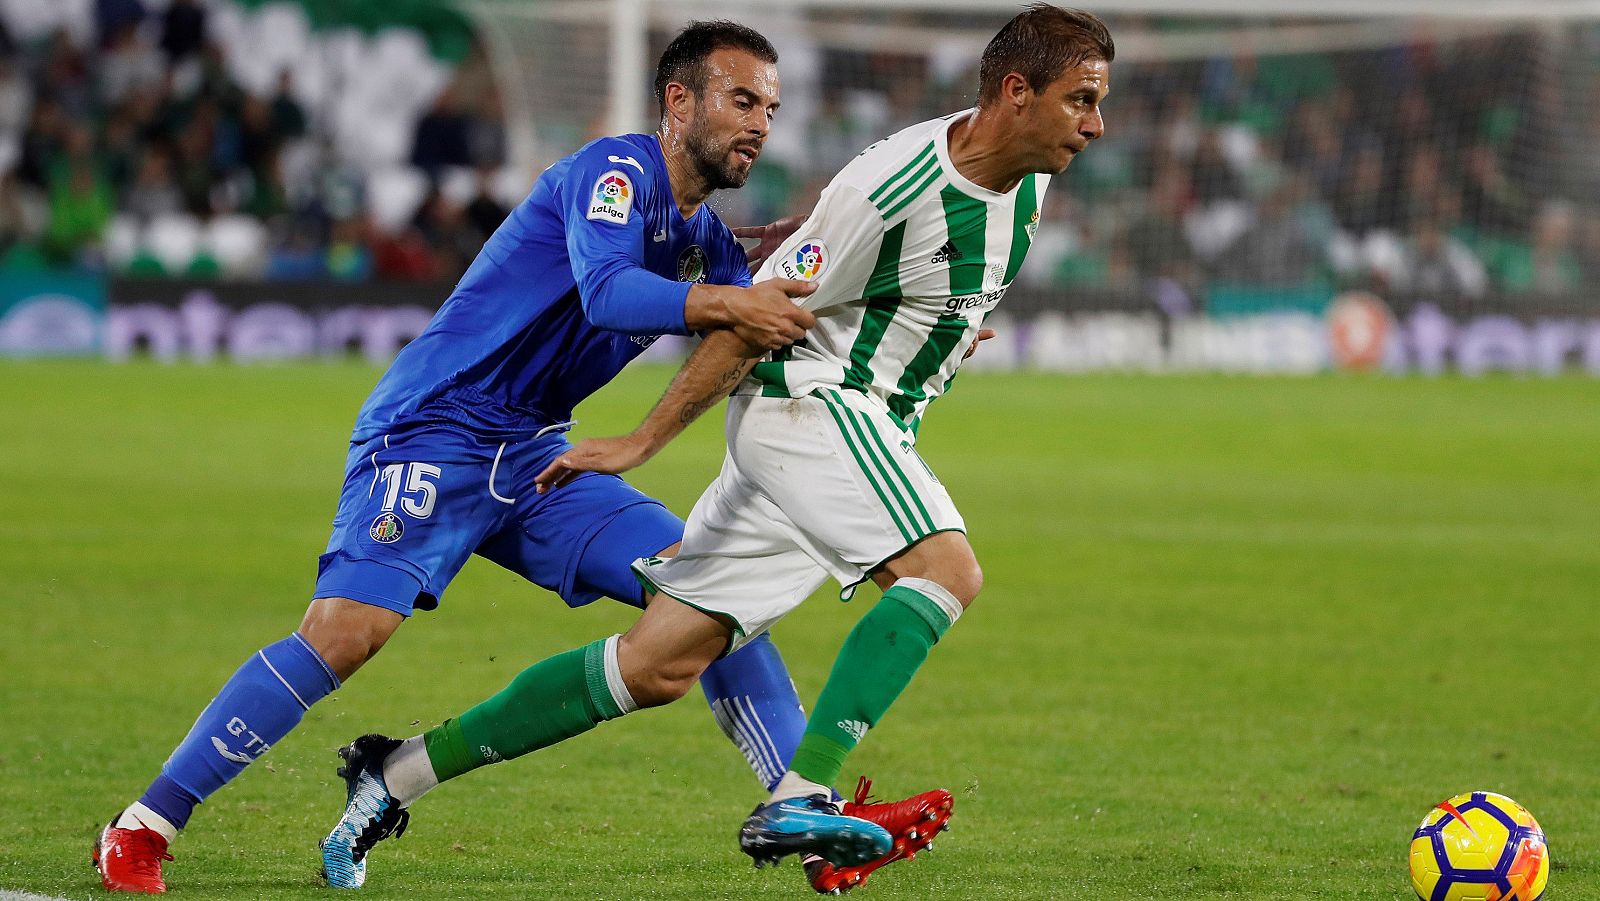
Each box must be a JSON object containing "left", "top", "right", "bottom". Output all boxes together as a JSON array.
[
  {"left": 837, "top": 719, "right": 870, "bottom": 742},
  {"left": 931, "top": 241, "right": 964, "bottom": 264}
]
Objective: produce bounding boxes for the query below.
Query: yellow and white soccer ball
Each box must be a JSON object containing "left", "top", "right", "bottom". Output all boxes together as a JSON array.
[{"left": 1409, "top": 792, "right": 1548, "bottom": 901}]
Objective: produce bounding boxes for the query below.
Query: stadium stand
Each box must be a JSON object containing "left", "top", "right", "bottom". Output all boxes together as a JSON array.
[{"left": 0, "top": 1, "right": 1594, "bottom": 312}]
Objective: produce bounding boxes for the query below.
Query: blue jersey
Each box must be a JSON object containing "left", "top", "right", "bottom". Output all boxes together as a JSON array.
[{"left": 352, "top": 133, "right": 753, "bottom": 441}]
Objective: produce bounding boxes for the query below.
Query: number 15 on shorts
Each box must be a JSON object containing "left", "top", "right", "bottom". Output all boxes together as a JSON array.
[{"left": 377, "top": 463, "right": 441, "bottom": 519}]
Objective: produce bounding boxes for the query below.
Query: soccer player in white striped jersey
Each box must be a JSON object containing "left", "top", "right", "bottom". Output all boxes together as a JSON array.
[{"left": 399, "top": 3, "right": 1112, "bottom": 886}]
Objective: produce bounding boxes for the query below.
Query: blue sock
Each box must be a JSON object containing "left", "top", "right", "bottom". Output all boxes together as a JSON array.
[
  {"left": 138, "top": 633, "right": 339, "bottom": 829},
  {"left": 700, "top": 632, "right": 806, "bottom": 791}
]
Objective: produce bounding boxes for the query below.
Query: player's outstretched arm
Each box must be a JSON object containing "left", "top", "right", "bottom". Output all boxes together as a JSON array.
[
  {"left": 683, "top": 278, "right": 818, "bottom": 351},
  {"left": 534, "top": 290, "right": 810, "bottom": 493}
]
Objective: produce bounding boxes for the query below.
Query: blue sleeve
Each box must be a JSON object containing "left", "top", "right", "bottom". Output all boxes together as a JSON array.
[
  {"left": 707, "top": 218, "right": 755, "bottom": 288},
  {"left": 560, "top": 142, "right": 692, "bottom": 335}
]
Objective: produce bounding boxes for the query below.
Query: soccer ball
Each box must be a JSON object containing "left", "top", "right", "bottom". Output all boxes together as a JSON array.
[{"left": 1409, "top": 791, "right": 1548, "bottom": 901}]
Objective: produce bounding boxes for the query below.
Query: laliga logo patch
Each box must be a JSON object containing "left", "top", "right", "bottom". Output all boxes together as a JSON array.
[
  {"left": 370, "top": 512, "right": 404, "bottom": 544},
  {"left": 677, "top": 245, "right": 707, "bottom": 283},
  {"left": 586, "top": 170, "right": 633, "bottom": 224},
  {"left": 782, "top": 240, "right": 827, "bottom": 281}
]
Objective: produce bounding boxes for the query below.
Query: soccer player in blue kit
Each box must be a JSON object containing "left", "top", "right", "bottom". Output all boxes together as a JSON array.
[{"left": 91, "top": 21, "right": 881, "bottom": 894}]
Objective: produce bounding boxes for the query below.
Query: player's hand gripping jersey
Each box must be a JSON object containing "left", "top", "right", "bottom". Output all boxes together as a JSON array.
[
  {"left": 739, "top": 111, "right": 1047, "bottom": 432},
  {"left": 635, "top": 112, "right": 1045, "bottom": 647}
]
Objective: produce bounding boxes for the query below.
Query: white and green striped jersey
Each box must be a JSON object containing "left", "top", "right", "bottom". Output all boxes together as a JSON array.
[{"left": 741, "top": 110, "right": 1048, "bottom": 434}]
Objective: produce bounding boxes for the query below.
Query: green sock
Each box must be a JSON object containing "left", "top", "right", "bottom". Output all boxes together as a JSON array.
[
  {"left": 789, "top": 584, "right": 957, "bottom": 787},
  {"left": 423, "top": 637, "right": 630, "bottom": 783}
]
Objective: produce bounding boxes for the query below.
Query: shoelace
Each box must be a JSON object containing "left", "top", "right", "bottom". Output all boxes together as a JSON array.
[
  {"left": 851, "top": 776, "right": 878, "bottom": 807},
  {"left": 796, "top": 794, "right": 845, "bottom": 815},
  {"left": 350, "top": 807, "right": 409, "bottom": 863},
  {"left": 127, "top": 831, "right": 174, "bottom": 877}
]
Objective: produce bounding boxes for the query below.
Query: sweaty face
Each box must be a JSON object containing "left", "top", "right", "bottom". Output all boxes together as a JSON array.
[
  {"left": 682, "top": 49, "right": 780, "bottom": 190},
  {"left": 1023, "top": 59, "right": 1110, "bottom": 174}
]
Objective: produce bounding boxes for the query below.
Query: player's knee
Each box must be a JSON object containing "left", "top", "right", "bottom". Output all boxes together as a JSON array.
[
  {"left": 900, "top": 554, "right": 983, "bottom": 608},
  {"left": 938, "top": 560, "right": 983, "bottom": 608},
  {"left": 299, "top": 597, "right": 403, "bottom": 681}
]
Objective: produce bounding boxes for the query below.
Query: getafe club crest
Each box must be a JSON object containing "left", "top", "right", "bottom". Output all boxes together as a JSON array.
[
  {"left": 586, "top": 170, "right": 634, "bottom": 224},
  {"left": 780, "top": 240, "right": 827, "bottom": 281},
  {"left": 370, "top": 512, "right": 404, "bottom": 543},
  {"left": 677, "top": 245, "right": 707, "bottom": 283}
]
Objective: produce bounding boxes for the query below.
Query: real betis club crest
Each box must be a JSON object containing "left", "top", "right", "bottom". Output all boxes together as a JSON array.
[{"left": 677, "top": 245, "right": 707, "bottom": 283}]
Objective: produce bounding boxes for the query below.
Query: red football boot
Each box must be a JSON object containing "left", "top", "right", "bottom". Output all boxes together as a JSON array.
[
  {"left": 804, "top": 777, "right": 954, "bottom": 894},
  {"left": 92, "top": 817, "right": 173, "bottom": 893}
]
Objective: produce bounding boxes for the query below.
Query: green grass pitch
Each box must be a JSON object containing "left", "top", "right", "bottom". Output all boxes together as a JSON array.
[{"left": 2, "top": 362, "right": 1597, "bottom": 900}]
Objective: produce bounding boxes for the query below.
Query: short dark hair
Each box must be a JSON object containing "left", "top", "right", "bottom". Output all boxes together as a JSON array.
[
  {"left": 978, "top": 5, "right": 1114, "bottom": 106},
  {"left": 654, "top": 20, "right": 779, "bottom": 118}
]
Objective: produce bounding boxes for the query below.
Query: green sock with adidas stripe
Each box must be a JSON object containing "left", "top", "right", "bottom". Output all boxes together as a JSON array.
[
  {"left": 788, "top": 585, "right": 955, "bottom": 788},
  {"left": 422, "top": 637, "right": 629, "bottom": 783}
]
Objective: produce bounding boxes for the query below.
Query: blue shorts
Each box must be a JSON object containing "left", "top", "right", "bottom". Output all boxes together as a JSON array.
[{"left": 313, "top": 424, "right": 683, "bottom": 617}]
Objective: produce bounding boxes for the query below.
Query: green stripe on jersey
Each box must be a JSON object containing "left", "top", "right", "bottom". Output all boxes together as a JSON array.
[
  {"left": 843, "top": 222, "right": 907, "bottom": 393},
  {"left": 869, "top": 143, "right": 935, "bottom": 204},
  {"left": 873, "top": 153, "right": 939, "bottom": 215},
  {"left": 843, "top": 299, "right": 900, "bottom": 393},
  {"left": 1003, "top": 174, "right": 1037, "bottom": 284},
  {"left": 881, "top": 166, "right": 942, "bottom": 220},
  {"left": 940, "top": 185, "right": 988, "bottom": 294},
  {"left": 864, "top": 221, "right": 906, "bottom": 297},
  {"left": 888, "top": 313, "right": 969, "bottom": 424},
  {"left": 749, "top": 361, "right": 788, "bottom": 397}
]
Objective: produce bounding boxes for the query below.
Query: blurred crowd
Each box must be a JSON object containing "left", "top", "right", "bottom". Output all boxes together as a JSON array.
[
  {"left": 2, "top": 3, "right": 1598, "bottom": 307},
  {"left": 754, "top": 15, "right": 1600, "bottom": 308},
  {"left": 0, "top": 0, "right": 509, "bottom": 282}
]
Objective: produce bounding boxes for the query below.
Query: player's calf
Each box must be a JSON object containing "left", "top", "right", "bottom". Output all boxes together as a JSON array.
[{"left": 98, "top": 628, "right": 344, "bottom": 893}]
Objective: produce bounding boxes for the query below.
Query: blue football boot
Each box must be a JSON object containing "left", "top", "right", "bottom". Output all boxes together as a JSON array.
[
  {"left": 319, "top": 734, "right": 410, "bottom": 889},
  {"left": 739, "top": 794, "right": 893, "bottom": 869}
]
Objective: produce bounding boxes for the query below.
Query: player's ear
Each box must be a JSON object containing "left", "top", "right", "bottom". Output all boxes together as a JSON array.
[
  {"left": 663, "top": 80, "right": 696, "bottom": 126},
  {"left": 1002, "top": 72, "right": 1032, "bottom": 111}
]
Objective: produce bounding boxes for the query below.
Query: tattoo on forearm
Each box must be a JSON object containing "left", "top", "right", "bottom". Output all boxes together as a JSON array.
[{"left": 677, "top": 359, "right": 752, "bottom": 425}]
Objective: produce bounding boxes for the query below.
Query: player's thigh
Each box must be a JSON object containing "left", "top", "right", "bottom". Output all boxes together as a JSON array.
[
  {"left": 633, "top": 454, "right": 830, "bottom": 651},
  {"left": 475, "top": 468, "right": 684, "bottom": 609},
  {"left": 316, "top": 428, "right": 513, "bottom": 617},
  {"left": 729, "top": 391, "right": 967, "bottom": 597}
]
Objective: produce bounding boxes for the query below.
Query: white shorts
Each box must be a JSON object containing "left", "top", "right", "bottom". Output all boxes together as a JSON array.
[{"left": 634, "top": 388, "right": 964, "bottom": 651}]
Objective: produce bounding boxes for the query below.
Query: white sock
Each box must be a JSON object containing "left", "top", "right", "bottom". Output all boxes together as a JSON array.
[
  {"left": 117, "top": 802, "right": 178, "bottom": 842},
  {"left": 602, "top": 634, "right": 638, "bottom": 715},
  {"left": 767, "top": 770, "right": 833, "bottom": 805},
  {"left": 381, "top": 735, "right": 439, "bottom": 807}
]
